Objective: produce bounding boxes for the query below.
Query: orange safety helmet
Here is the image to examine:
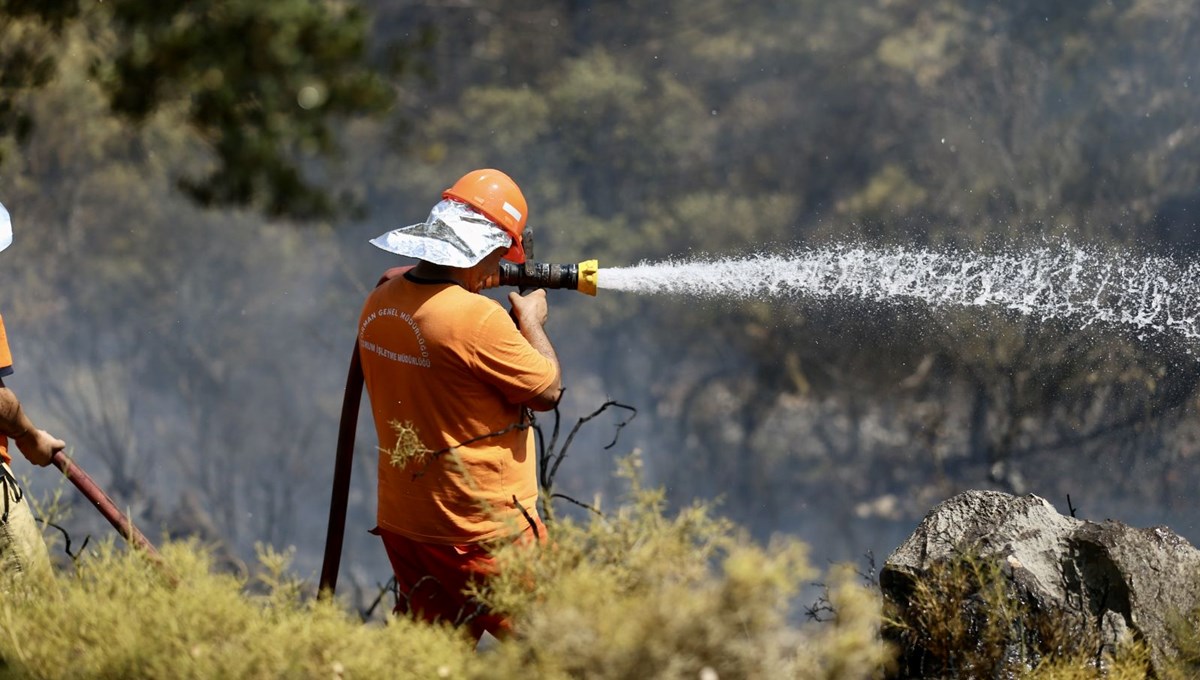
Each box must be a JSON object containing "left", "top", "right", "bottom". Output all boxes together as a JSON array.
[{"left": 442, "top": 169, "right": 528, "bottom": 263}]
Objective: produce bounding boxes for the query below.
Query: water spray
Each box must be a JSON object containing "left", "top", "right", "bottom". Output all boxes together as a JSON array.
[{"left": 596, "top": 244, "right": 1200, "bottom": 347}]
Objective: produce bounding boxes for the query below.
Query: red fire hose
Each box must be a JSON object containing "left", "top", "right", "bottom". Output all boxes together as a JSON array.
[
  {"left": 319, "top": 266, "right": 408, "bottom": 597},
  {"left": 318, "top": 342, "right": 363, "bottom": 596},
  {"left": 50, "top": 449, "right": 158, "bottom": 556}
]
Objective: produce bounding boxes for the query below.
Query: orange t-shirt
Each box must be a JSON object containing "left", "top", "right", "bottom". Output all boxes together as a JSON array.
[
  {"left": 1, "top": 313, "right": 13, "bottom": 465},
  {"left": 359, "top": 272, "right": 557, "bottom": 545}
]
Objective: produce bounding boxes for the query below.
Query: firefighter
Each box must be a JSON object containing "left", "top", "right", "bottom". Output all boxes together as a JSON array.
[
  {"left": 358, "top": 169, "right": 561, "bottom": 640},
  {"left": 0, "top": 200, "right": 67, "bottom": 581}
]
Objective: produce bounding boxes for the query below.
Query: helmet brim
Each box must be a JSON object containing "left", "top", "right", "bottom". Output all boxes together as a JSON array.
[
  {"left": 0, "top": 201, "right": 11, "bottom": 254},
  {"left": 370, "top": 199, "right": 513, "bottom": 268}
]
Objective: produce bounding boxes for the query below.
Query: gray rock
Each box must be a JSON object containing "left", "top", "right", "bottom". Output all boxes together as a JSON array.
[{"left": 880, "top": 490, "right": 1200, "bottom": 677}]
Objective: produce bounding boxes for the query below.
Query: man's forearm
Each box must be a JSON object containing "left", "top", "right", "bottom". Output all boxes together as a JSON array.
[
  {"left": 522, "top": 324, "right": 562, "bottom": 406},
  {"left": 0, "top": 386, "right": 35, "bottom": 439},
  {"left": 522, "top": 324, "right": 561, "bottom": 380}
]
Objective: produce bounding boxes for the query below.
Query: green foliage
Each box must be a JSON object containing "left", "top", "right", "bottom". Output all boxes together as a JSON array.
[
  {"left": 875, "top": 6, "right": 968, "bottom": 90},
  {"left": 0, "top": 464, "right": 896, "bottom": 680},
  {"left": 9, "top": 464, "right": 1200, "bottom": 680},
  {"left": 0, "top": 540, "right": 477, "bottom": 679},
  {"left": 1, "top": 0, "right": 393, "bottom": 218},
  {"left": 1163, "top": 599, "right": 1200, "bottom": 680},
  {"left": 0, "top": 9, "right": 70, "bottom": 154},
  {"left": 475, "top": 456, "right": 893, "bottom": 679},
  {"left": 103, "top": 0, "right": 392, "bottom": 218},
  {"left": 0, "top": 0, "right": 79, "bottom": 30},
  {"left": 1029, "top": 644, "right": 1154, "bottom": 680}
]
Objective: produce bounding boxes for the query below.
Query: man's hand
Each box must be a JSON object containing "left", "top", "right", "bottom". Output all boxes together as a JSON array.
[
  {"left": 508, "top": 289, "right": 549, "bottom": 329},
  {"left": 15, "top": 429, "right": 65, "bottom": 467},
  {"left": 508, "top": 289, "right": 562, "bottom": 410}
]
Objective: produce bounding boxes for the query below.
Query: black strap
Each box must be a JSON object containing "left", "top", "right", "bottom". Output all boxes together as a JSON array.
[
  {"left": 0, "top": 463, "right": 22, "bottom": 524},
  {"left": 403, "top": 271, "right": 460, "bottom": 287}
]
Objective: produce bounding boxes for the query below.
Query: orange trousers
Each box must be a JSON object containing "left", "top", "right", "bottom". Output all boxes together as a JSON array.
[{"left": 374, "top": 517, "right": 546, "bottom": 641}]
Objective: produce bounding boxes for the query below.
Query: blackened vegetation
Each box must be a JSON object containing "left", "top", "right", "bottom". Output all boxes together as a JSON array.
[
  {"left": 806, "top": 550, "right": 881, "bottom": 624},
  {"left": 532, "top": 397, "right": 637, "bottom": 520},
  {"left": 42, "top": 520, "right": 89, "bottom": 564}
]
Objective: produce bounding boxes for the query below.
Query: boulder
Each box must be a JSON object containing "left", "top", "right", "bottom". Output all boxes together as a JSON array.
[{"left": 880, "top": 490, "right": 1200, "bottom": 677}]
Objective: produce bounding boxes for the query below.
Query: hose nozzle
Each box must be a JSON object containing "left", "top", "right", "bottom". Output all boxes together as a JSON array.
[{"left": 498, "top": 259, "right": 599, "bottom": 296}]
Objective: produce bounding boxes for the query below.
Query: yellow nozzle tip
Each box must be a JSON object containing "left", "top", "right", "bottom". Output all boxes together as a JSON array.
[{"left": 577, "top": 259, "right": 598, "bottom": 296}]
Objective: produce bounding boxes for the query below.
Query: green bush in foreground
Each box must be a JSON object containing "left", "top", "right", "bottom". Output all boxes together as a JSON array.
[
  {"left": 478, "top": 466, "right": 893, "bottom": 679},
  {"left": 16, "top": 456, "right": 1197, "bottom": 679},
  {"left": 0, "top": 459, "right": 892, "bottom": 680},
  {"left": 0, "top": 540, "right": 476, "bottom": 679}
]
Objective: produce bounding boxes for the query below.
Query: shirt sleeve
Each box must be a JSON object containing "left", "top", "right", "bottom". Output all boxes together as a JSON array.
[
  {"left": 0, "top": 313, "right": 12, "bottom": 377},
  {"left": 469, "top": 306, "right": 557, "bottom": 405}
]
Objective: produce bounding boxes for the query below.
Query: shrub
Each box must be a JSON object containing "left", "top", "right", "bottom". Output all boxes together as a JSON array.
[
  {"left": 0, "top": 455, "right": 894, "bottom": 679},
  {"left": 474, "top": 456, "right": 894, "bottom": 679},
  {"left": 0, "top": 539, "right": 476, "bottom": 679}
]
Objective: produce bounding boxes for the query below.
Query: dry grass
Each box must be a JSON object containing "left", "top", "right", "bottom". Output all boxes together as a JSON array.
[
  {"left": 5, "top": 455, "right": 1198, "bottom": 679},
  {"left": 385, "top": 420, "right": 431, "bottom": 468},
  {"left": 0, "top": 539, "right": 478, "bottom": 679},
  {"left": 476, "top": 458, "right": 894, "bottom": 679}
]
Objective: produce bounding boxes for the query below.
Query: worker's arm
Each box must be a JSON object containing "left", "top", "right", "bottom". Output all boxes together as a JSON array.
[
  {"left": 508, "top": 290, "right": 562, "bottom": 411},
  {"left": 0, "top": 377, "right": 65, "bottom": 467}
]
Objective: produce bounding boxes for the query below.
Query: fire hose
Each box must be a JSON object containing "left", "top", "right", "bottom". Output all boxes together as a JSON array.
[
  {"left": 318, "top": 253, "right": 597, "bottom": 596},
  {"left": 50, "top": 450, "right": 158, "bottom": 556}
]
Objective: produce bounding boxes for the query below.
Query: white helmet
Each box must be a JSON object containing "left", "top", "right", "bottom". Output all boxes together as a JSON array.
[{"left": 0, "top": 200, "right": 10, "bottom": 253}]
